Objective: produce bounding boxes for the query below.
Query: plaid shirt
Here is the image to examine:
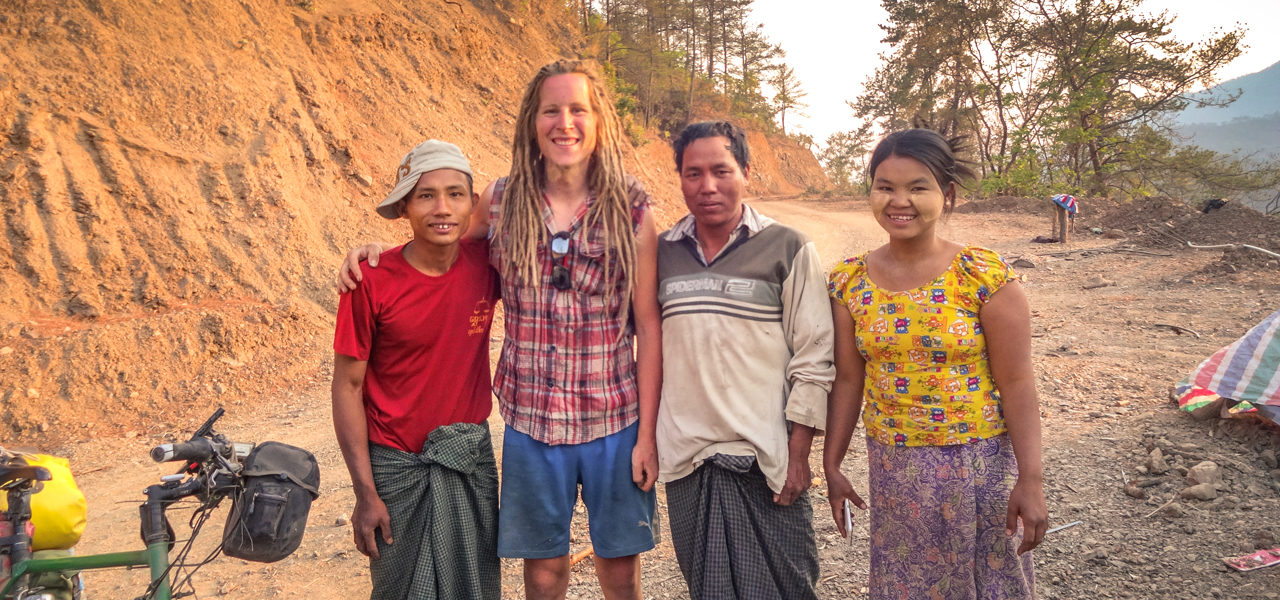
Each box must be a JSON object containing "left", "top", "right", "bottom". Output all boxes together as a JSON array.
[{"left": 489, "top": 177, "right": 650, "bottom": 445}]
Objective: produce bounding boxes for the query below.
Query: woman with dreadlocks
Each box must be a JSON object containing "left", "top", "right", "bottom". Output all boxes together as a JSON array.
[{"left": 338, "top": 59, "right": 661, "bottom": 600}]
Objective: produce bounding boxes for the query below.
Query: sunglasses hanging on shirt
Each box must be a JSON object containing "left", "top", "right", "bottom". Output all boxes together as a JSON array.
[{"left": 550, "top": 231, "right": 572, "bottom": 291}]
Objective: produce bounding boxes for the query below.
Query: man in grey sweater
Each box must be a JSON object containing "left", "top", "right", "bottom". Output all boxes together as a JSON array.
[{"left": 656, "top": 120, "right": 835, "bottom": 600}]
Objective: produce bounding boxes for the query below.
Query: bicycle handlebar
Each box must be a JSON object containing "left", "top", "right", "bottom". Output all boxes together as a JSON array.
[
  {"left": 143, "top": 473, "right": 208, "bottom": 504},
  {"left": 150, "top": 437, "right": 217, "bottom": 463},
  {"left": 149, "top": 408, "right": 228, "bottom": 464}
]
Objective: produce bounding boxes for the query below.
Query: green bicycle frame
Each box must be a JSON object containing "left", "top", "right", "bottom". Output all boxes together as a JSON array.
[
  {"left": 2, "top": 541, "right": 172, "bottom": 599},
  {"left": 3, "top": 477, "right": 206, "bottom": 600},
  {"left": 4, "top": 409, "right": 234, "bottom": 600}
]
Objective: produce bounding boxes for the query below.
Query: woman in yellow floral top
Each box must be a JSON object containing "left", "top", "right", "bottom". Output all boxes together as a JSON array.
[{"left": 824, "top": 129, "right": 1046, "bottom": 600}]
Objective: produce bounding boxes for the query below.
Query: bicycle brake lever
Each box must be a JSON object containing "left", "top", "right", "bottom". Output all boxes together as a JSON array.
[{"left": 190, "top": 407, "right": 225, "bottom": 440}]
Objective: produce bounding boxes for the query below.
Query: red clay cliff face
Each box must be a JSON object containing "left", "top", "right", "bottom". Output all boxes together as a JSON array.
[
  {"left": 745, "top": 130, "right": 829, "bottom": 196},
  {"left": 0, "top": 0, "right": 827, "bottom": 443}
]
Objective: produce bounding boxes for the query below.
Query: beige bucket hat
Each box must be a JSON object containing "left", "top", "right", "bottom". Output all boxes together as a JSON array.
[{"left": 376, "top": 140, "right": 473, "bottom": 219}]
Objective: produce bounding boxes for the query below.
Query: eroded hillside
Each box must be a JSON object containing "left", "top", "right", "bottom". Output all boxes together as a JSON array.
[{"left": 0, "top": 0, "right": 827, "bottom": 442}]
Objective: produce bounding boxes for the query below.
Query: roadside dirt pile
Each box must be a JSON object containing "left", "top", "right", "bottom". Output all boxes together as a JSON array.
[
  {"left": 0, "top": 0, "right": 827, "bottom": 444},
  {"left": 957, "top": 195, "right": 1280, "bottom": 273},
  {"left": 954, "top": 195, "right": 1047, "bottom": 215}
]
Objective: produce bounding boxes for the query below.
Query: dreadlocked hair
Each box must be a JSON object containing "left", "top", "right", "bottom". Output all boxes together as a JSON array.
[{"left": 497, "top": 59, "right": 639, "bottom": 327}]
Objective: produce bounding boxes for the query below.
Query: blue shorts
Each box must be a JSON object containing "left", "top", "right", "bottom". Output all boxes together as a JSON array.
[{"left": 497, "top": 422, "right": 657, "bottom": 559}]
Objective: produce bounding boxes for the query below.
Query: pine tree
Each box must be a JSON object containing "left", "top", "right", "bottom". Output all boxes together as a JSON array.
[{"left": 770, "top": 63, "right": 807, "bottom": 136}]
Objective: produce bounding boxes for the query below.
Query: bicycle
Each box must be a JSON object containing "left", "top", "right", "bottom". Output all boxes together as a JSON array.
[{"left": 2, "top": 408, "right": 259, "bottom": 600}]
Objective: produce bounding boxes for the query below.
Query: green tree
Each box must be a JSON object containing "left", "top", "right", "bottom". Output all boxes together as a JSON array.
[
  {"left": 791, "top": 131, "right": 815, "bottom": 152},
  {"left": 576, "top": 0, "right": 790, "bottom": 136},
  {"left": 820, "top": 124, "right": 875, "bottom": 191},
  {"left": 1117, "top": 124, "right": 1280, "bottom": 199},
  {"left": 1027, "top": 0, "right": 1244, "bottom": 195},
  {"left": 855, "top": 0, "right": 983, "bottom": 138},
  {"left": 770, "top": 63, "right": 807, "bottom": 136},
  {"left": 853, "top": 0, "right": 1252, "bottom": 199}
]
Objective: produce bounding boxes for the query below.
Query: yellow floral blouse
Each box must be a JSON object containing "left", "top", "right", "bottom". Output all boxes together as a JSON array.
[{"left": 828, "top": 246, "right": 1015, "bottom": 447}]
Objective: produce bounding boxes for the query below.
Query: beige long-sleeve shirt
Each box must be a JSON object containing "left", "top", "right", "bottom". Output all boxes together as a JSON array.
[{"left": 655, "top": 205, "right": 835, "bottom": 493}]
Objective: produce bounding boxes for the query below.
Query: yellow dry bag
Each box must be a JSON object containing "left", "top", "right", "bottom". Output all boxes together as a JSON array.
[{"left": 0, "top": 454, "right": 87, "bottom": 550}]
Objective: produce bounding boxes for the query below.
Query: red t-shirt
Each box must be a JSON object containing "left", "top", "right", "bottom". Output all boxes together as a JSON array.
[{"left": 334, "top": 238, "right": 499, "bottom": 453}]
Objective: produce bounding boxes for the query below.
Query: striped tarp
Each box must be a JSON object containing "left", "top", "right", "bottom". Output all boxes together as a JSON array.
[{"left": 1175, "top": 309, "right": 1280, "bottom": 424}]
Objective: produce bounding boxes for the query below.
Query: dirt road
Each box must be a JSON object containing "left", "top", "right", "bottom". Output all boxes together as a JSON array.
[{"left": 60, "top": 197, "right": 1280, "bottom": 599}]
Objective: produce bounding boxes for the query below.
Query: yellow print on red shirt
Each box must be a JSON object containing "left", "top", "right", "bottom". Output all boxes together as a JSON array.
[{"left": 467, "top": 299, "right": 492, "bottom": 336}]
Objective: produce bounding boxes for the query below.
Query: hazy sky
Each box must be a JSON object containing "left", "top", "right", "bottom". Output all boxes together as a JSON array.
[{"left": 750, "top": 0, "right": 1280, "bottom": 143}]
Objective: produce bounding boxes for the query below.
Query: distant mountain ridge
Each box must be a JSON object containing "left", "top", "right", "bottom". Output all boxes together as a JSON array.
[
  {"left": 1173, "top": 60, "right": 1280, "bottom": 158},
  {"left": 1177, "top": 60, "right": 1280, "bottom": 125}
]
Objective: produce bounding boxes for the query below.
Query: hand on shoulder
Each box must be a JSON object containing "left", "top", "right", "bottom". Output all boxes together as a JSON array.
[{"left": 337, "top": 242, "right": 391, "bottom": 292}]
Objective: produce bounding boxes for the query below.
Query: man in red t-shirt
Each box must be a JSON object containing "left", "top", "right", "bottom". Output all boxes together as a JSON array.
[{"left": 332, "top": 140, "right": 500, "bottom": 599}]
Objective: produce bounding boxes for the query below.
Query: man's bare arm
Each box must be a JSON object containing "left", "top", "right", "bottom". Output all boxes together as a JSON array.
[{"left": 331, "top": 353, "right": 392, "bottom": 558}]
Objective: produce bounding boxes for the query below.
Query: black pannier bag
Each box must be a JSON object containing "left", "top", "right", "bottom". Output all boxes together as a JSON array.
[{"left": 222, "top": 441, "right": 320, "bottom": 562}]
